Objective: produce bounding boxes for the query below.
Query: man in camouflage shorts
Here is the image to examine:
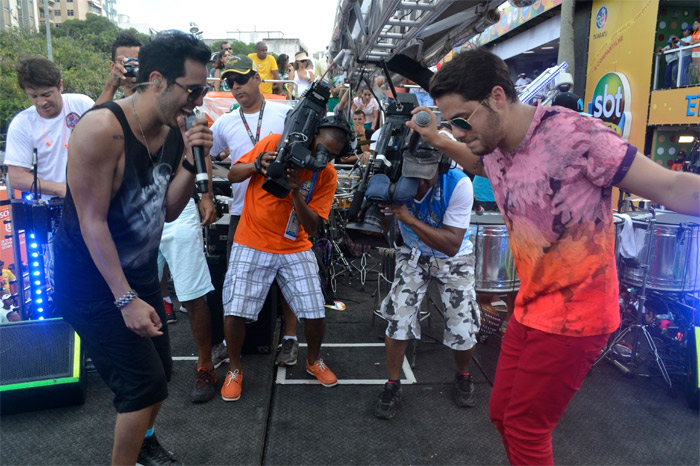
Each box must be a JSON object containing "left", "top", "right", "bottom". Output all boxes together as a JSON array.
[{"left": 374, "top": 145, "right": 479, "bottom": 419}]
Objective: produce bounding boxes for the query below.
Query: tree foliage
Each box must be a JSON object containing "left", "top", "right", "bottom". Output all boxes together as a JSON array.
[
  {"left": 0, "top": 14, "right": 148, "bottom": 140},
  {"left": 210, "top": 40, "right": 259, "bottom": 58}
]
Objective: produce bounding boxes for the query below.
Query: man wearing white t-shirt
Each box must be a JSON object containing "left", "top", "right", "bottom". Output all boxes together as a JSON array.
[
  {"left": 5, "top": 57, "right": 94, "bottom": 200},
  {"left": 209, "top": 56, "right": 299, "bottom": 367},
  {"left": 210, "top": 56, "right": 290, "bottom": 256}
]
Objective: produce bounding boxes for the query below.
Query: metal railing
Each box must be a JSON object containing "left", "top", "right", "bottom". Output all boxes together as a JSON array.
[{"left": 653, "top": 43, "right": 698, "bottom": 90}]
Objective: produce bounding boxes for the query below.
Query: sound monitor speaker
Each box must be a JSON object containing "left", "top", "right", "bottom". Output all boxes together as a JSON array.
[
  {"left": 0, "top": 318, "right": 86, "bottom": 414},
  {"left": 206, "top": 253, "right": 277, "bottom": 354}
]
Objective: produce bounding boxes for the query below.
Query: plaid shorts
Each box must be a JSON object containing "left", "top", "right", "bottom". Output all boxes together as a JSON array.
[
  {"left": 380, "top": 246, "right": 480, "bottom": 350},
  {"left": 223, "top": 243, "right": 326, "bottom": 321}
]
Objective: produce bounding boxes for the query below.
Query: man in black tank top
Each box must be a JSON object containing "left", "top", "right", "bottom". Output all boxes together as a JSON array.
[{"left": 53, "top": 31, "right": 212, "bottom": 466}]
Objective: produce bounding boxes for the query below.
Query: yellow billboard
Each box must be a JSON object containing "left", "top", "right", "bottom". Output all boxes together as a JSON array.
[
  {"left": 584, "top": 0, "right": 659, "bottom": 151},
  {"left": 649, "top": 88, "right": 700, "bottom": 126}
]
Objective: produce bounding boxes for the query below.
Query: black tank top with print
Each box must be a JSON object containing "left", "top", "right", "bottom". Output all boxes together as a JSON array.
[{"left": 54, "top": 100, "right": 184, "bottom": 300}]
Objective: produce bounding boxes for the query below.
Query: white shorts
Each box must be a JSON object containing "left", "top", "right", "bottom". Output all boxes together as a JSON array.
[
  {"left": 157, "top": 198, "right": 214, "bottom": 302},
  {"left": 223, "top": 243, "right": 325, "bottom": 322}
]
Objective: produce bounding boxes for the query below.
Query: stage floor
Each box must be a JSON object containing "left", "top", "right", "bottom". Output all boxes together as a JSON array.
[{"left": 1, "top": 254, "right": 699, "bottom": 465}]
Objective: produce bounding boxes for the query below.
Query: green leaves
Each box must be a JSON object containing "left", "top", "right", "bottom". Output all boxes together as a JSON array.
[{"left": 0, "top": 15, "right": 149, "bottom": 144}]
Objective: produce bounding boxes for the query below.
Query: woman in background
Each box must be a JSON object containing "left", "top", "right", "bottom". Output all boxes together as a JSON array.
[{"left": 289, "top": 51, "right": 315, "bottom": 97}]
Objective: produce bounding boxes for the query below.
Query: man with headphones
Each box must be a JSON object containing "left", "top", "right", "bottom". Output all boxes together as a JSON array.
[
  {"left": 374, "top": 143, "right": 479, "bottom": 420},
  {"left": 219, "top": 116, "right": 352, "bottom": 401}
]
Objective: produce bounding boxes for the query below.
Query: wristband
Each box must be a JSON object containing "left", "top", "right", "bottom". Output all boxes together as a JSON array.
[
  {"left": 115, "top": 289, "right": 138, "bottom": 310},
  {"left": 254, "top": 153, "right": 265, "bottom": 175},
  {"left": 182, "top": 157, "right": 197, "bottom": 174}
]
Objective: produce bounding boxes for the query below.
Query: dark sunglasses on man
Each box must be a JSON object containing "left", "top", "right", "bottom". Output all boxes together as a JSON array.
[
  {"left": 169, "top": 80, "right": 210, "bottom": 102},
  {"left": 225, "top": 71, "right": 255, "bottom": 89}
]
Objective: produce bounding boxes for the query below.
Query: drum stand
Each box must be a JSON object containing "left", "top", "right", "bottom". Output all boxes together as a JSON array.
[{"left": 594, "top": 212, "right": 673, "bottom": 389}]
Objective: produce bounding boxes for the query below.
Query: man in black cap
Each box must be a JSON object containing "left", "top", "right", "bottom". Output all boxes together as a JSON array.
[{"left": 373, "top": 145, "right": 479, "bottom": 419}]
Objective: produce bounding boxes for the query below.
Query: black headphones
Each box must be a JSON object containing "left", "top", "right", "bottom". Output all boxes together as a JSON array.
[{"left": 437, "top": 153, "right": 451, "bottom": 176}]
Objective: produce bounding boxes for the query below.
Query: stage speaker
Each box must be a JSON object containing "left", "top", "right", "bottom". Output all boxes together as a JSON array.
[
  {"left": 0, "top": 318, "right": 86, "bottom": 414},
  {"left": 206, "top": 253, "right": 277, "bottom": 355}
]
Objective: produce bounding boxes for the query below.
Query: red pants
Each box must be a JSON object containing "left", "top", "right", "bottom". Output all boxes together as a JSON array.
[{"left": 489, "top": 318, "right": 609, "bottom": 465}]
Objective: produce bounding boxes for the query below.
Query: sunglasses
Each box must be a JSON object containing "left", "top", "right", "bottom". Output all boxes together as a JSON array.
[
  {"left": 441, "top": 100, "right": 487, "bottom": 131},
  {"left": 226, "top": 72, "right": 255, "bottom": 87},
  {"left": 223, "top": 47, "right": 232, "bottom": 51},
  {"left": 169, "top": 80, "right": 210, "bottom": 102}
]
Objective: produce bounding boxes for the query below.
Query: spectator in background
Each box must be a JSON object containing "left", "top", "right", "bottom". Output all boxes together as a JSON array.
[
  {"left": 658, "top": 35, "right": 680, "bottom": 89},
  {"left": 248, "top": 41, "right": 280, "bottom": 95},
  {"left": 0, "top": 260, "right": 16, "bottom": 294},
  {"left": 1, "top": 293, "right": 20, "bottom": 323},
  {"left": 211, "top": 51, "right": 232, "bottom": 92},
  {"left": 515, "top": 72, "right": 530, "bottom": 88},
  {"left": 678, "top": 25, "right": 693, "bottom": 87},
  {"left": 352, "top": 87, "right": 379, "bottom": 131},
  {"left": 671, "top": 151, "right": 687, "bottom": 172},
  {"left": 95, "top": 32, "right": 142, "bottom": 104},
  {"left": 289, "top": 51, "right": 315, "bottom": 97},
  {"left": 276, "top": 54, "right": 293, "bottom": 99},
  {"left": 220, "top": 41, "right": 232, "bottom": 53},
  {"left": 690, "top": 21, "right": 700, "bottom": 84}
]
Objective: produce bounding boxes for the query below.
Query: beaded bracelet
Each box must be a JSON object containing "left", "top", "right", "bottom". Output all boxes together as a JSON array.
[{"left": 114, "top": 289, "right": 138, "bottom": 310}]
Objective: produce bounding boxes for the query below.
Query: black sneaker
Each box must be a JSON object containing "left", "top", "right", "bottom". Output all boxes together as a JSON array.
[
  {"left": 454, "top": 374, "right": 476, "bottom": 408},
  {"left": 136, "top": 434, "right": 181, "bottom": 465},
  {"left": 374, "top": 382, "right": 402, "bottom": 419},
  {"left": 191, "top": 367, "right": 216, "bottom": 404}
]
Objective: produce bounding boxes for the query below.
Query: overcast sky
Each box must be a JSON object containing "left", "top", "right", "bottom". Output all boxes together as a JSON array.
[{"left": 116, "top": 0, "right": 340, "bottom": 53}]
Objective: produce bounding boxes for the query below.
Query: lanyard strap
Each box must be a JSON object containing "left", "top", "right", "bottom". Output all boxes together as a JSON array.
[{"left": 239, "top": 99, "right": 266, "bottom": 146}]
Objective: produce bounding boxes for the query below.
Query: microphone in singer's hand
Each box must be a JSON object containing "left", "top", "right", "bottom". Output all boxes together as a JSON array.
[
  {"left": 185, "top": 112, "right": 209, "bottom": 194},
  {"left": 408, "top": 110, "right": 432, "bottom": 153}
]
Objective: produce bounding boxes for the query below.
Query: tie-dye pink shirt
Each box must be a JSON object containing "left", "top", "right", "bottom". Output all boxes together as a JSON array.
[{"left": 483, "top": 105, "right": 636, "bottom": 336}]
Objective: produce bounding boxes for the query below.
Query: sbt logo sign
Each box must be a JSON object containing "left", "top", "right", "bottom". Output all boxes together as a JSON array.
[{"left": 587, "top": 72, "right": 632, "bottom": 139}]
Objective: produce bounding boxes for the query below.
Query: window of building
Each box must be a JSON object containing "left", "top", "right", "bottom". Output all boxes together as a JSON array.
[
  {"left": 67, "top": 9, "right": 74, "bottom": 16},
  {"left": 54, "top": 9, "right": 61, "bottom": 16}
]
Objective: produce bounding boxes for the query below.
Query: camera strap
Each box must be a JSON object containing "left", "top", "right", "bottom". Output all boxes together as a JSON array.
[{"left": 240, "top": 99, "right": 266, "bottom": 146}]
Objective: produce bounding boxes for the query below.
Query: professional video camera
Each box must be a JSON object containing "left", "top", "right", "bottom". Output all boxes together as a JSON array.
[
  {"left": 262, "top": 79, "right": 333, "bottom": 198},
  {"left": 345, "top": 93, "right": 426, "bottom": 247}
]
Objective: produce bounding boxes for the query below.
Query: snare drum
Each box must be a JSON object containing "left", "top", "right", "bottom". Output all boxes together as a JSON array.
[
  {"left": 468, "top": 212, "right": 520, "bottom": 293},
  {"left": 620, "top": 212, "right": 700, "bottom": 292}
]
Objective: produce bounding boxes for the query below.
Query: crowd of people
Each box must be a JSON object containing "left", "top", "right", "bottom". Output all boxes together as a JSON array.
[
  {"left": 657, "top": 20, "right": 700, "bottom": 89},
  {"left": 2, "top": 29, "right": 700, "bottom": 466}
]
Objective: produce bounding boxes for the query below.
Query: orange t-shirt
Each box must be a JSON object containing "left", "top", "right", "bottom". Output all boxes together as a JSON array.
[{"left": 233, "top": 134, "right": 338, "bottom": 253}]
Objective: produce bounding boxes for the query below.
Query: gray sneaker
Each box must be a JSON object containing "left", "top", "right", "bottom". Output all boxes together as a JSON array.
[
  {"left": 454, "top": 374, "right": 476, "bottom": 407},
  {"left": 211, "top": 342, "right": 230, "bottom": 369},
  {"left": 275, "top": 338, "right": 299, "bottom": 366}
]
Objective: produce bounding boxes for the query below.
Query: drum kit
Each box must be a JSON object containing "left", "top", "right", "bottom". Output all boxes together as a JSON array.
[{"left": 596, "top": 207, "right": 699, "bottom": 407}]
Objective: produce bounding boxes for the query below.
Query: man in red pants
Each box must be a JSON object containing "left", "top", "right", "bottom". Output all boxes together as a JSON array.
[{"left": 410, "top": 48, "right": 700, "bottom": 465}]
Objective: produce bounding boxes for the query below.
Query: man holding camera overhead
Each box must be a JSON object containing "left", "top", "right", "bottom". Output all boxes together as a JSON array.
[
  {"left": 373, "top": 144, "right": 479, "bottom": 419},
  {"left": 219, "top": 116, "right": 353, "bottom": 401}
]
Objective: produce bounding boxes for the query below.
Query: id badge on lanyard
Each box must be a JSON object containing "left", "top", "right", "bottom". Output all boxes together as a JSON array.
[{"left": 284, "top": 172, "right": 318, "bottom": 241}]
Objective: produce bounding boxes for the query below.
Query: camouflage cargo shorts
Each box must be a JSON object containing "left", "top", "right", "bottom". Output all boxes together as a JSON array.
[{"left": 380, "top": 246, "right": 480, "bottom": 351}]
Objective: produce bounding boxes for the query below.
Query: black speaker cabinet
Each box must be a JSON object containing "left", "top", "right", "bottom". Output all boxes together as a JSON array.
[
  {"left": 0, "top": 318, "right": 86, "bottom": 414},
  {"left": 206, "top": 253, "right": 277, "bottom": 355}
]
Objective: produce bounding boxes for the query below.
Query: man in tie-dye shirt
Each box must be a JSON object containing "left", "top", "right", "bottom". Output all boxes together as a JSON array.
[{"left": 408, "top": 48, "right": 700, "bottom": 465}]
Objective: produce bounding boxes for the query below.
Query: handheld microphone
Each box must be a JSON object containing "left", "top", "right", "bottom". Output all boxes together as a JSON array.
[
  {"left": 407, "top": 110, "right": 432, "bottom": 153},
  {"left": 185, "top": 112, "right": 209, "bottom": 194}
]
